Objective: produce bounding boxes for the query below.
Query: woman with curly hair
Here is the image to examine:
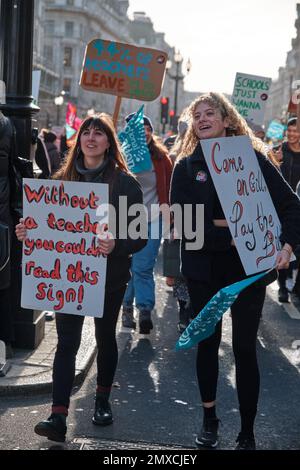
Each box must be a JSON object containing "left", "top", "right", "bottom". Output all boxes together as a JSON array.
[{"left": 170, "top": 92, "right": 300, "bottom": 450}]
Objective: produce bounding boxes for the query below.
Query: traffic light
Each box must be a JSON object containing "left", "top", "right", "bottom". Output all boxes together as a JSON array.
[{"left": 160, "top": 96, "right": 169, "bottom": 123}]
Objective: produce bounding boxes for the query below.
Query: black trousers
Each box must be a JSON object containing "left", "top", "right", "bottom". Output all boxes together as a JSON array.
[
  {"left": 187, "top": 249, "right": 265, "bottom": 415},
  {"left": 0, "top": 287, "right": 13, "bottom": 343},
  {"left": 52, "top": 285, "right": 126, "bottom": 409}
]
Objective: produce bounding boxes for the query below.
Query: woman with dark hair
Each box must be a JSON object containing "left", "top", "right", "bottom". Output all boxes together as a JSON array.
[
  {"left": 16, "top": 113, "right": 146, "bottom": 442},
  {"left": 171, "top": 92, "right": 300, "bottom": 450},
  {"left": 121, "top": 112, "right": 173, "bottom": 333}
]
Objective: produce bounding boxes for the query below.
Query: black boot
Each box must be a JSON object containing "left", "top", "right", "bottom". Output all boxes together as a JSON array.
[
  {"left": 177, "top": 301, "right": 191, "bottom": 333},
  {"left": 34, "top": 413, "right": 67, "bottom": 442},
  {"left": 92, "top": 395, "right": 113, "bottom": 426},
  {"left": 235, "top": 432, "right": 256, "bottom": 450}
]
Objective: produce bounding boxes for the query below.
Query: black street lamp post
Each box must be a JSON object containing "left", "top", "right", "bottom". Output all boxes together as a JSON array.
[
  {"left": 166, "top": 51, "right": 191, "bottom": 132},
  {"left": 0, "top": 0, "right": 45, "bottom": 349}
]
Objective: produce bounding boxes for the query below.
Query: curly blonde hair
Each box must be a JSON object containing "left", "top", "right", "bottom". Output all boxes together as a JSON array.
[{"left": 177, "top": 92, "right": 267, "bottom": 159}]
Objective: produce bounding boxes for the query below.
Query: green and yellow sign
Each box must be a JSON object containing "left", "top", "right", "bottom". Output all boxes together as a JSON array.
[{"left": 231, "top": 72, "right": 272, "bottom": 125}]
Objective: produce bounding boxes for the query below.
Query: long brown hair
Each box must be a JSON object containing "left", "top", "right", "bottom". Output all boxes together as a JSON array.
[
  {"left": 54, "top": 113, "right": 130, "bottom": 181},
  {"left": 177, "top": 92, "right": 267, "bottom": 160}
]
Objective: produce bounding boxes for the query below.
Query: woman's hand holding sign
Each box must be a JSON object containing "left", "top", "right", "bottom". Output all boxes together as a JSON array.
[{"left": 96, "top": 223, "right": 115, "bottom": 257}]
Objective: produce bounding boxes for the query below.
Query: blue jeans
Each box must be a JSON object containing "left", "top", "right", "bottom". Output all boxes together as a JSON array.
[{"left": 123, "top": 217, "right": 162, "bottom": 311}]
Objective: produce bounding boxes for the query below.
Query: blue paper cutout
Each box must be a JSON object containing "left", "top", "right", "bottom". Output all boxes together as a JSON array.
[{"left": 176, "top": 269, "right": 272, "bottom": 351}]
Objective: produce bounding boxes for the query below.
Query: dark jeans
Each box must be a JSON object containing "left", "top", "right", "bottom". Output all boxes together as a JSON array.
[
  {"left": 52, "top": 285, "right": 126, "bottom": 409},
  {"left": 187, "top": 248, "right": 265, "bottom": 416}
]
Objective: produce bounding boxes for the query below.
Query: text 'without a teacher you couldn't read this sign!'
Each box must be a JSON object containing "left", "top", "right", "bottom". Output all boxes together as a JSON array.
[
  {"left": 21, "top": 179, "right": 108, "bottom": 317},
  {"left": 80, "top": 38, "right": 168, "bottom": 101}
]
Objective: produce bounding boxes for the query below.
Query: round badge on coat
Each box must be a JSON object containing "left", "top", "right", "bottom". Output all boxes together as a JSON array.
[{"left": 196, "top": 171, "right": 207, "bottom": 182}]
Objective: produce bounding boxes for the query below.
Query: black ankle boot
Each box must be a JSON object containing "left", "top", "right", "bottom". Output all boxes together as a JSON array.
[
  {"left": 34, "top": 413, "right": 67, "bottom": 442},
  {"left": 92, "top": 395, "right": 113, "bottom": 426},
  {"left": 139, "top": 309, "right": 153, "bottom": 334}
]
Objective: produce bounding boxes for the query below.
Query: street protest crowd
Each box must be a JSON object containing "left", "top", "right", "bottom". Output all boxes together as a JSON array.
[{"left": 2, "top": 36, "right": 300, "bottom": 453}]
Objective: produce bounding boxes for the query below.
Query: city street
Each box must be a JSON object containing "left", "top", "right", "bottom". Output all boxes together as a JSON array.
[{"left": 0, "top": 255, "right": 300, "bottom": 451}]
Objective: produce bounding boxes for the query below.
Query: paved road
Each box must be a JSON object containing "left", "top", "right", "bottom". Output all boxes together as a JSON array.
[{"left": 0, "top": 262, "right": 300, "bottom": 451}]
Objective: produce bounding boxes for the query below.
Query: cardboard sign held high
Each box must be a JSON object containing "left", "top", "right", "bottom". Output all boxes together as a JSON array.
[{"left": 80, "top": 38, "right": 168, "bottom": 102}]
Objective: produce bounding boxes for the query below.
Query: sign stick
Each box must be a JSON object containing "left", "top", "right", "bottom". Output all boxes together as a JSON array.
[
  {"left": 297, "top": 102, "right": 300, "bottom": 133},
  {"left": 113, "top": 96, "right": 122, "bottom": 128}
]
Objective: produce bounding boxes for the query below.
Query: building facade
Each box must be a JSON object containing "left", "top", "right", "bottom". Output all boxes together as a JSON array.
[
  {"left": 33, "top": 0, "right": 195, "bottom": 132},
  {"left": 264, "top": 3, "right": 300, "bottom": 127}
]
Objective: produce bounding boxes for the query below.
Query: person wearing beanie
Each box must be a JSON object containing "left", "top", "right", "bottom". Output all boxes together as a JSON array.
[{"left": 122, "top": 111, "right": 173, "bottom": 334}]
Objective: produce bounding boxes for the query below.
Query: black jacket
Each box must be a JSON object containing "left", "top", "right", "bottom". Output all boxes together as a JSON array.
[
  {"left": 280, "top": 141, "right": 300, "bottom": 191},
  {"left": 170, "top": 142, "right": 300, "bottom": 282},
  {"left": 0, "top": 112, "right": 13, "bottom": 288}
]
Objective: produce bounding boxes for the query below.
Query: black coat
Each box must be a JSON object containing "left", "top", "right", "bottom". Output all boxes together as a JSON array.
[
  {"left": 170, "top": 142, "right": 300, "bottom": 282},
  {"left": 0, "top": 112, "right": 13, "bottom": 288},
  {"left": 280, "top": 141, "right": 300, "bottom": 191}
]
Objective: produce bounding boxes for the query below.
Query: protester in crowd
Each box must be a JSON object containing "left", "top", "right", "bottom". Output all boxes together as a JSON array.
[
  {"left": 16, "top": 113, "right": 146, "bottom": 442},
  {"left": 121, "top": 112, "right": 173, "bottom": 334},
  {"left": 35, "top": 129, "right": 61, "bottom": 179},
  {"left": 170, "top": 92, "right": 300, "bottom": 450},
  {"left": 60, "top": 126, "right": 69, "bottom": 158},
  {"left": 0, "top": 111, "right": 14, "bottom": 359},
  {"left": 277, "top": 117, "right": 300, "bottom": 302}
]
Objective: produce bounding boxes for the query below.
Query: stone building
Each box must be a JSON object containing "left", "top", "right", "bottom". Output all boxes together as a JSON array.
[{"left": 33, "top": 0, "right": 194, "bottom": 132}]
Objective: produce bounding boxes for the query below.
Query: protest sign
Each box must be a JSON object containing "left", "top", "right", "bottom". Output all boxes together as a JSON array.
[
  {"left": 231, "top": 72, "right": 272, "bottom": 125},
  {"left": 118, "top": 105, "right": 152, "bottom": 173},
  {"left": 80, "top": 38, "right": 167, "bottom": 101},
  {"left": 201, "top": 136, "right": 282, "bottom": 275},
  {"left": 21, "top": 179, "right": 108, "bottom": 317}
]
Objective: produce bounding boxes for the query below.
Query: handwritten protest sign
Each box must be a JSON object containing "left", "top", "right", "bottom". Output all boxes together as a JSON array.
[
  {"left": 21, "top": 179, "right": 108, "bottom": 317},
  {"left": 231, "top": 72, "right": 272, "bottom": 126},
  {"left": 201, "top": 136, "right": 282, "bottom": 275},
  {"left": 118, "top": 105, "right": 152, "bottom": 173},
  {"left": 80, "top": 38, "right": 167, "bottom": 101}
]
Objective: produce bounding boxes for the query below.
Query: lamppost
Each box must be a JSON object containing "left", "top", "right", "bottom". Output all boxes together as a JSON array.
[
  {"left": 166, "top": 51, "right": 191, "bottom": 131},
  {"left": 54, "top": 92, "right": 65, "bottom": 126},
  {"left": 0, "top": 0, "right": 43, "bottom": 350}
]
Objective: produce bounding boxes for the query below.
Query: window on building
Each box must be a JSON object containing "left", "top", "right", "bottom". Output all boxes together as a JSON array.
[
  {"left": 65, "top": 22, "right": 74, "bottom": 38},
  {"left": 44, "top": 20, "right": 55, "bottom": 35},
  {"left": 63, "top": 78, "right": 72, "bottom": 94},
  {"left": 64, "top": 47, "right": 72, "bottom": 67},
  {"left": 44, "top": 45, "right": 53, "bottom": 62},
  {"left": 66, "top": 0, "right": 74, "bottom": 5}
]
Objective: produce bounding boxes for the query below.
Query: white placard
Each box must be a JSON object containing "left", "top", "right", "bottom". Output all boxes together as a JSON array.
[
  {"left": 21, "top": 178, "right": 108, "bottom": 317},
  {"left": 201, "top": 136, "right": 282, "bottom": 275},
  {"left": 231, "top": 72, "right": 272, "bottom": 126}
]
